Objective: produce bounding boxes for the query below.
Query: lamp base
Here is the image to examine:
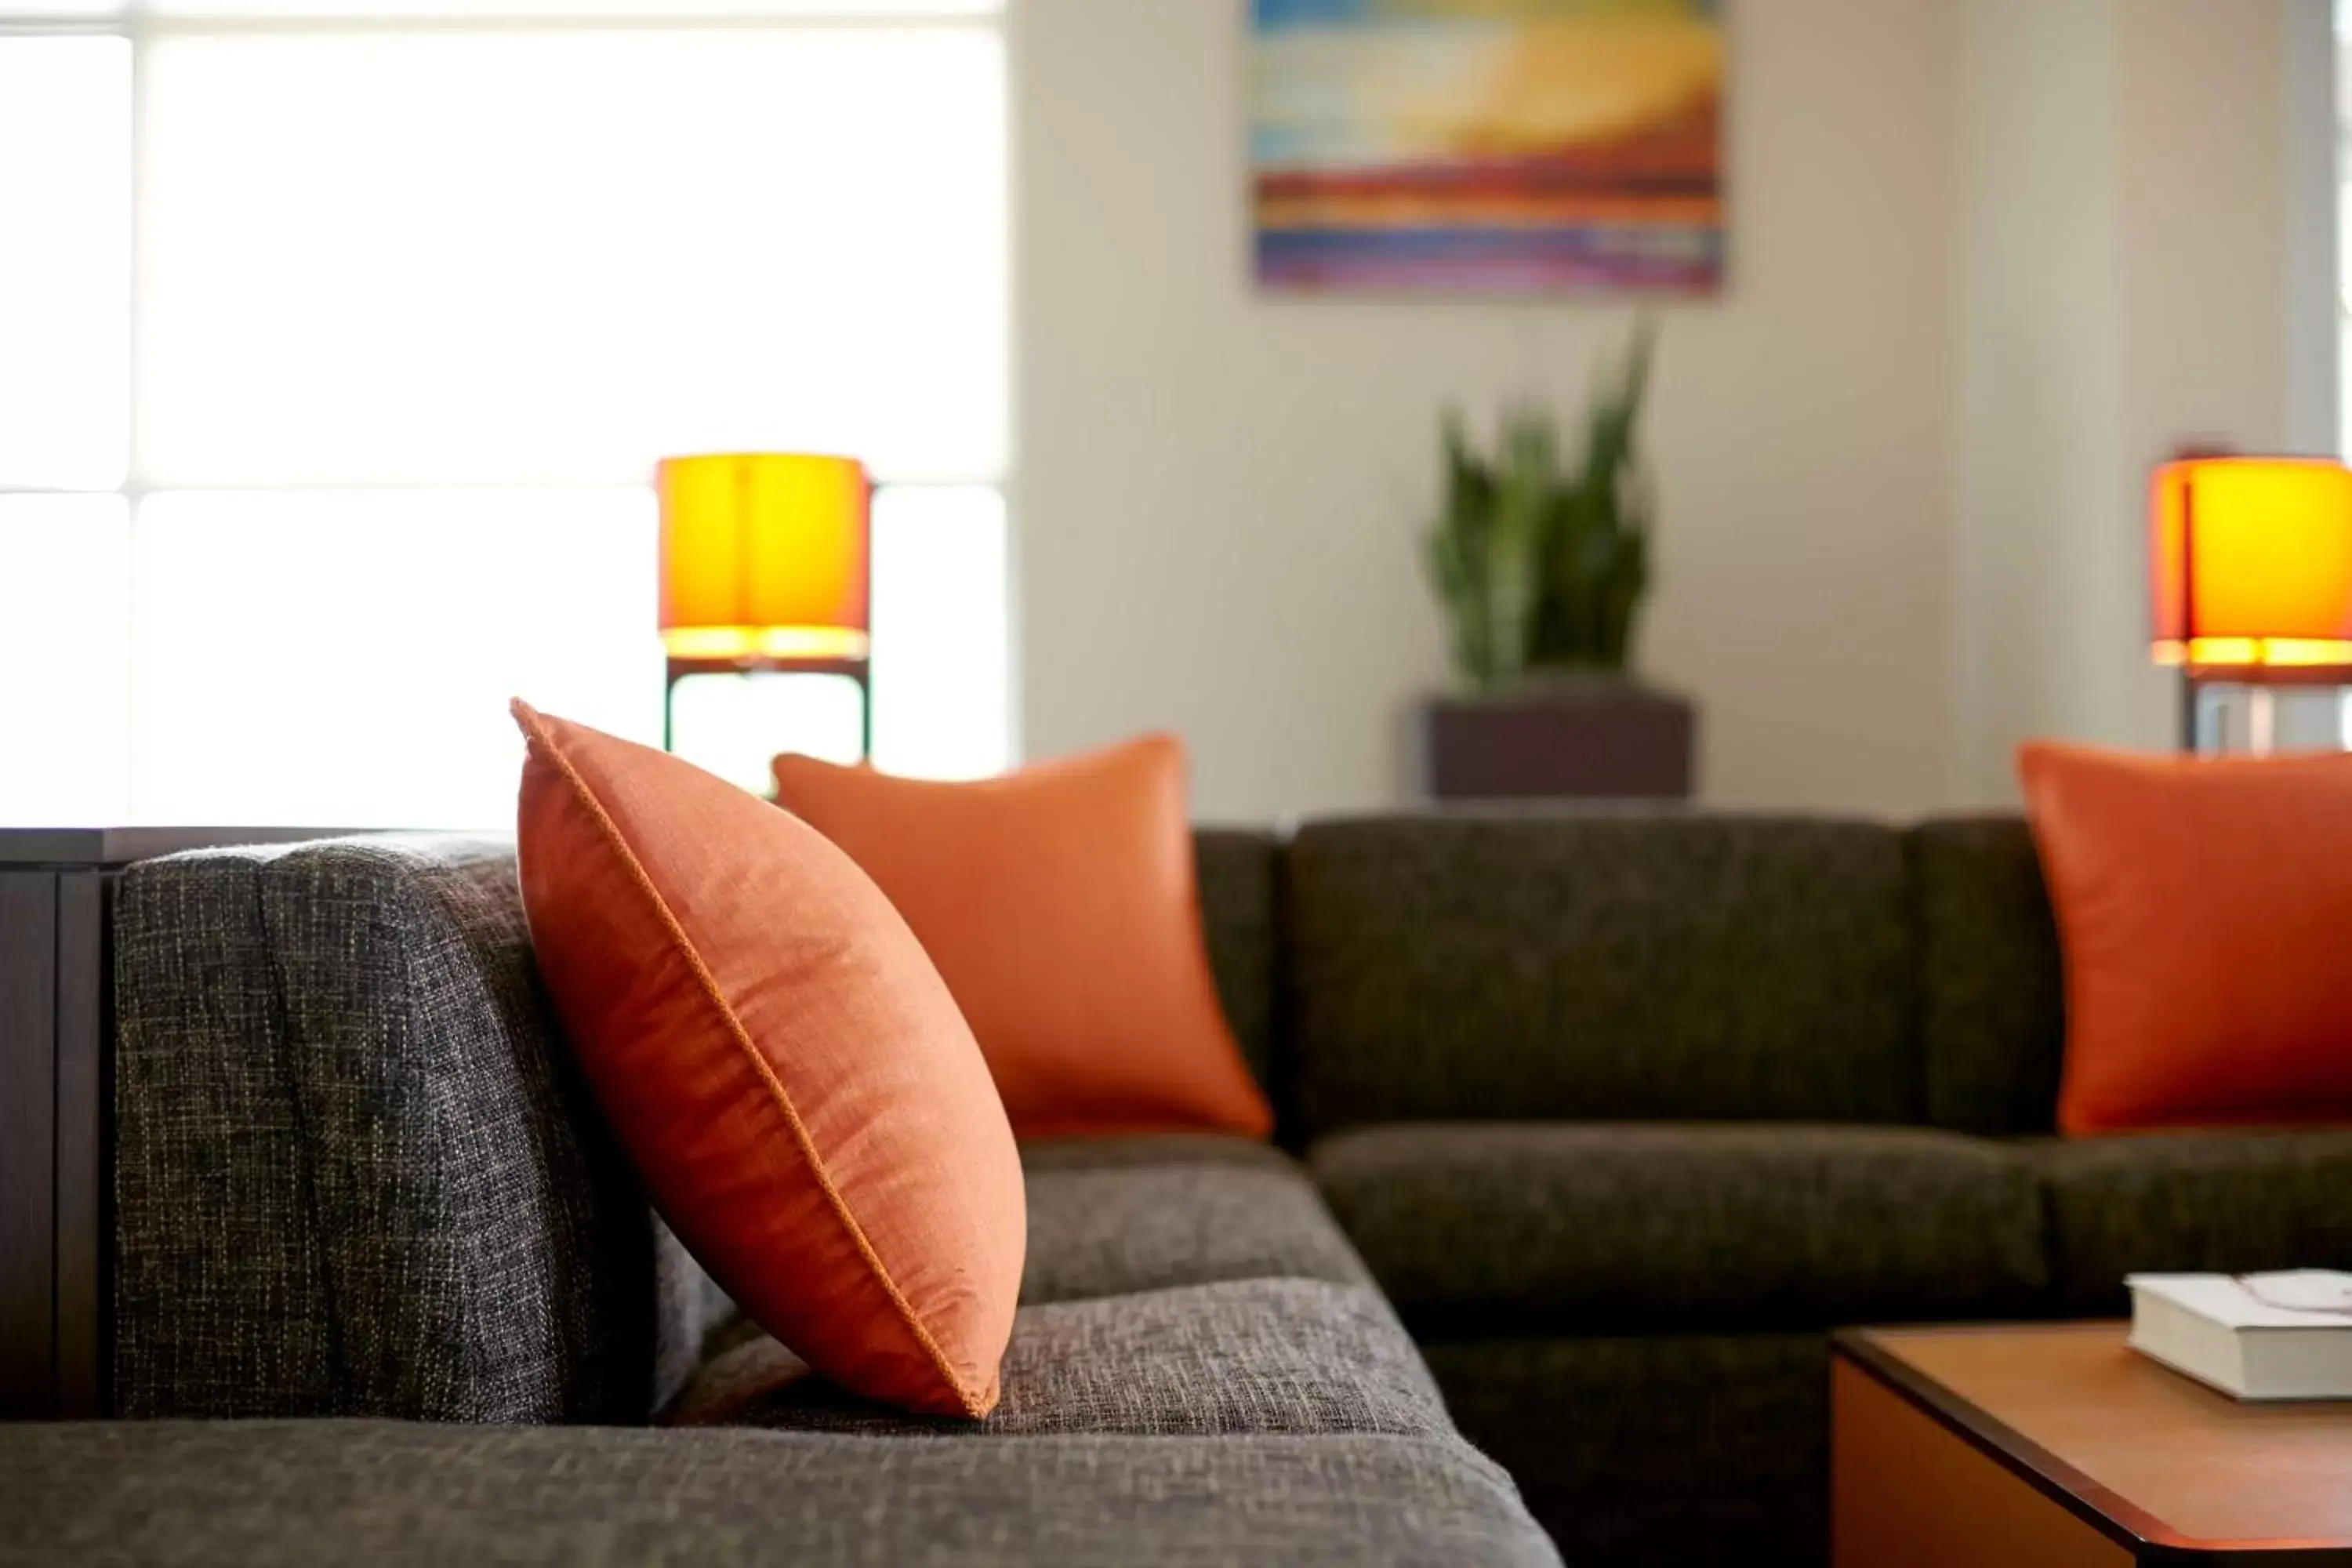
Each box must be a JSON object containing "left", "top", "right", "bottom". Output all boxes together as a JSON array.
[
  {"left": 664, "top": 654, "right": 872, "bottom": 764},
  {"left": 2183, "top": 677, "right": 2348, "bottom": 757}
]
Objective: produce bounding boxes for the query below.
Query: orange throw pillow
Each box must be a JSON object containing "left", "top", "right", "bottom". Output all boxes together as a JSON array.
[
  {"left": 770, "top": 735, "right": 1273, "bottom": 1142},
  {"left": 511, "top": 701, "right": 1023, "bottom": 1417},
  {"left": 2018, "top": 740, "right": 2352, "bottom": 1134}
]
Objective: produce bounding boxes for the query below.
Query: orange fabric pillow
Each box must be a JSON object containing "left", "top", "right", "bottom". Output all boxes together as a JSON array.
[
  {"left": 770, "top": 735, "right": 1273, "bottom": 1142},
  {"left": 510, "top": 701, "right": 1023, "bottom": 1417},
  {"left": 2017, "top": 740, "right": 2352, "bottom": 1134}
]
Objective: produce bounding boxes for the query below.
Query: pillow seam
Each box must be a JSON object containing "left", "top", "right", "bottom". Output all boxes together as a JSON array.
[{"left": 517, "top": 709, "right": 990, "bottom": 1417}]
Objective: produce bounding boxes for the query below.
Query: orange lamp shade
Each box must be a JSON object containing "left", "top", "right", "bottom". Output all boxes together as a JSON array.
[
  {"left": 2151, "top": 456, "right": 2352, "bottom": 678},
  {"left": 659, "top": 453, "right": 871, "bottom": 662}
]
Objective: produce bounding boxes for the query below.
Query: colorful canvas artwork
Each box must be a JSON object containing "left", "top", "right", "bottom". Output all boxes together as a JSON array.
[{"left": 1249, "top": 0, "right": 1726, "bottom": 294}]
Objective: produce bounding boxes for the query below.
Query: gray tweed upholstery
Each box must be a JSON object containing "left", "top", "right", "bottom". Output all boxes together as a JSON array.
[
  {"left": 108, "top": 837, "right": 1294, "bottom": 1424},
  {"left": 112, "top": 846, "right": 335, "bottom": 1416},
  {"left": 673, "top": 1279, "right": 1445, "bottom": 1439},
  {"left": 1315, "top": 1123, "right": 2047, "bottom": 1334},
  {"left": 0, "top": 1422, "right": 1563, "bottom": 1568},
  {"left": 2027, "top": 1131, "right": 2352, "bottom": 1314},
  {"left": 1285, "top": 815, "right": 1919, "bottom": 1133},
  {"left": 672, "top": 1139, "right": 1363, "bottom": 1385},
  {"left": 112, "top": 837, "right": 717, "bottom": 1425},
  {"left": 103, "top": 834, "right": 1549, "bottom": 1563},
  {"left": 1911, "top": 817, "right": 2067, "bottom": 1134},
  {"left": 1425, "top": 1334, "right": 1829, "bottom": 1568},
  {"left": 1022, "top": 1145, "right": 1370, "bottom": 1305}
]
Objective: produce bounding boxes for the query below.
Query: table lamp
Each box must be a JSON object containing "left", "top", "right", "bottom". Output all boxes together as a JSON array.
[
  {"left": 2151, "top": 455, "right": 2352, "bottom": 753},
  {"left": 659, "top": 452, "right": 872, "bottom": 757}
]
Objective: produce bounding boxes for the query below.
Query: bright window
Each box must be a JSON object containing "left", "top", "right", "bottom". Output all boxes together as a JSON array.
[
  {"left": 0, "top": 37, "right": 130, "bottom": 490},
  {"left": 0, "top": 1, "right": 1008, "bottom": 828}
]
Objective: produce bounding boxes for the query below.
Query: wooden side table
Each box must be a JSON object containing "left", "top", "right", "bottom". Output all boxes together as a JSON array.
[{"left": 1835, "top": 1323, "right": 2352, "bottom": 1566}]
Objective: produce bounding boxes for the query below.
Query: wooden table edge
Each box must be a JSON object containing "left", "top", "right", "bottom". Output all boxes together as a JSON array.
[{"left": 1832, "top": 1327, "right": 2352, "bottom": 1566}]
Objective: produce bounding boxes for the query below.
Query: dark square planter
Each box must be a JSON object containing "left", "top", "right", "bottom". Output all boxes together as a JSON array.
[{"left": 1423, "top": 679, "right": 1696, "bottom": 802}]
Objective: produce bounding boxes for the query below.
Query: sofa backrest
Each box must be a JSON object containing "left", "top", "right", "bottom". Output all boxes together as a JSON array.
[
  {"left": 1910, "top": 816, "right": 2066, "bottom": 1134},
  {"left": 112, "top": 837, "right": 721, "bottom": 1424},
  {"left": 1193, "top": 829, "right": 1279, "bottom": 1087},
  {"left": 1281, "top": 816, "right": 1923, "bottom": 1135}
]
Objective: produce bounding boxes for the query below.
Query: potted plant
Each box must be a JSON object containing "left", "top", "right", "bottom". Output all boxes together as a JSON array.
[{"left": 1421, "top": 322, "right": 1694, "bottom": 800}]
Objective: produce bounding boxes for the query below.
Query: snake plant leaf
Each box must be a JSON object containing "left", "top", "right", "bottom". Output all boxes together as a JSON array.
[{"left": 1425, "top": 324, "right": 1660, "bottom": 689}]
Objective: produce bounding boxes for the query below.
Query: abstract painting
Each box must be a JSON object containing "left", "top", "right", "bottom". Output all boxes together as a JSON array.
[{"left": 1250, "top": 0, "right": 1726, "bottom": 294}]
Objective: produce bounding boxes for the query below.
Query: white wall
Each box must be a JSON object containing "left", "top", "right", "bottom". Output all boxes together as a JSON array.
[
  {"left": 1949, "top": 0, "right": 2302, "bottom": 797},
  {"left": 1014, "top": 0, "right": 2318, "bottom": 822},
  {"left": 2285, "top": 0, "right": 2340, "bottom": 457},
  {"left": 1948, "top": 0, "right": 2130, "bottom": 799},
  {"left": 1014, "top": 0, "right": 1962, "bottom": 821}
]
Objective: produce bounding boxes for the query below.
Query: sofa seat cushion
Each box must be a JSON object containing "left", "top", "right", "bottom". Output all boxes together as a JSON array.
[
  {"left": 673, "top": 1279, "right": 1449, "bottom": 1440},
  {"left": 1313, "top": 1123, "right": 2048, "bottom": 1334},
  {"left": 688, "top": 1138, "right": 1370, "bottom": 1370},
  {"left": 2027, "top": 1131, "right": 2352, "bottom": 1314},
  {"left": 1021, "top": 1138, "right": 1370, "bottom": 1305},
  {"left": 0, "top": 1421, "right": 1562, "bottom": 1568}
]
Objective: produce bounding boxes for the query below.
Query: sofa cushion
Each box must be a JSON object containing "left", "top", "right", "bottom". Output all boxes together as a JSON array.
[
  {"left": 2028, "top": 1131, "right": 2352, "bottom": 1315},
  {"left": 113, "top": 837, "right": 696, "bottom": 1424},
  {"left": 1286, "top": 817, "right": 1918, "bottom": 1133},
  {"left": 1021, "top": 1138, "right": 1369, "bottom": 1305},
  {"left": 2020, "top": 743, "right": 2352, "bottom": 1134},
  {"left": 771, "top": 735, "right": 1272, "bottom": 1142},
  {"left": 0, "top": 1421, "right": 1562, "bottom": 1568},
  {"left": 1911, "top": 818, "right": 2065, "bottom": 1135},
  {"left": 516, "top": 702, "right": 1026, "bottom": 1421},
  {"left": 673, "top": 1279, "right": 1449, "bottom": 1440},
  {"left": 1313, "top": 1124, "right": 2047, "bottom": 1334}
]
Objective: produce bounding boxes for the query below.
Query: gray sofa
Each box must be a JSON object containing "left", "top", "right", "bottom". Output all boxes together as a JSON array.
[
  {"left": 15, "top": 833, "right": 1553, "bottom": 1568},
  {"left": 6, "top": 813, "right": 2352, "bottom": 1567}
]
